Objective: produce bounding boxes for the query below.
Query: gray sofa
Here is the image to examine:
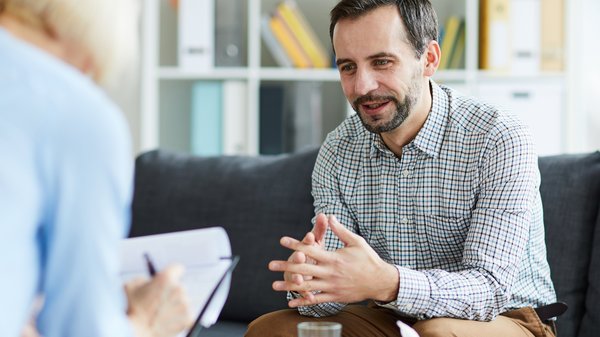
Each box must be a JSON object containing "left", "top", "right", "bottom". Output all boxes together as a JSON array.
[{"left": 130, "top": 148, "right": 600, "bottom": 337}]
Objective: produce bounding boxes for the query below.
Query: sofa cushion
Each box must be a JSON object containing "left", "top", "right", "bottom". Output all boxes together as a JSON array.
[
  {"left": 579, "top": 204, "right": 600, "bottom": 337},
  {"left": 130, "top": 148, "right": 320, "bottom": 322},
  {"left": 538, "top": 152, "right": 600, "bottom": 337}
]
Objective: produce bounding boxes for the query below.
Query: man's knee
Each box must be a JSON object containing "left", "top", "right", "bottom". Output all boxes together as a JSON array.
[
  {"left": 412, "top": 318, "right": 459, "bottom": 337},
  {"left": 245, "top": 309, "right": 302, "bottom": 337}
]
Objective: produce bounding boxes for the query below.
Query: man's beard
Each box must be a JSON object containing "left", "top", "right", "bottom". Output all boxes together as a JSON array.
[{"left": 353, "top": 93, "right": 415, "bottom": 134}]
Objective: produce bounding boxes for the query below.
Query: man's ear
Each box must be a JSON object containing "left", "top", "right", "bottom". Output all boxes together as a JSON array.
[{"left": 423, "top": 40, "right": 441, "bottom": 76}]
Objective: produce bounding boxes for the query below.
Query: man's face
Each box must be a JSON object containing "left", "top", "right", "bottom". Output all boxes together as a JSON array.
[{"left": 333, "top": 5, "right": 425, "bottom": 134}]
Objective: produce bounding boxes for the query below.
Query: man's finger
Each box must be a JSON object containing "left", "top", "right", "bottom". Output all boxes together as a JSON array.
[
  {"left": 302, "top": 231, "right": 315, "bottom": 245},
  {"left": 312, "top": 213, "right": 329, "bottom": 244},
  {"left": 328, "top": 215, "right": 361, "bottom": 246},
  {"left": 288, "top": 292, "right": 339, "bottom": 308},
  {"left": 272, "top": 278, "right": 331, "bottom": 293},
  {"left": 269, "top": 260, "right": 325, "bottom": 277},
  {"left": 290, "top": 250, "right": 306, "bottom": 264},
  {"left": 279, "top": 237, "right": 333, "bottom": 263}
]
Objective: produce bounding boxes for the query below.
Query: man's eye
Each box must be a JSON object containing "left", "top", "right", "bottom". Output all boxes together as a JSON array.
[
  {"left": 374, "top": 59, "right": 389, "bottom": 66},
  {"left": 340, "top": 64, "right": 356, "bottom": 72}
]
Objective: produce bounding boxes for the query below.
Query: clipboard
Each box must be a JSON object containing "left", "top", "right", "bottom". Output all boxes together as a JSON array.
[
  {"left": 120, "top": 227, "right": 236, "bottom": 337},
  {"left": 186, "top": 255, "right": 239, "bottom": 337}
]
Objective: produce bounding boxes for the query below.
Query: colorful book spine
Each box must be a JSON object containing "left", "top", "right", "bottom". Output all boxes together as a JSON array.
[
  {"left": 222, "top": 81, "right": 247, "bottom": 155},
  {"left": 268, "top": 14, "right": 312, "bottom": 68},
  {"left": 191, "top": 81, "right": 223, "bottom": 156},
  {"left": 448, "top": 19, "right": 466, "bottom": 69},
  {"left": 276, "top": 0, "right": 331, "bottom": 68},
  {"left": 259, "top": 84, "right": 285, "bottom": 154},
  {"left": 479, "top": 0, "right": 511, "bottom": 71},
  {"left": 261, "top": 14, "right": 293, "bottom": 68},
  {"left": 439, "top": 16, "right": 463, "bottom": 70}
]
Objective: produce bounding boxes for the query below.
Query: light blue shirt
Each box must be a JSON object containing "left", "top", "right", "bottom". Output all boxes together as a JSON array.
[{"left": 0, "top": 28, "right": 135, "bottom": 337}]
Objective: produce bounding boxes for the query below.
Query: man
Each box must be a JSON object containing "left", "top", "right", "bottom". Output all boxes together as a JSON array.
[
  {"left": 0, "top": 1, "right": 193, "bottom": 336},
  {"left": 246, "top": 0, "right": 557, "bottom": 336}
]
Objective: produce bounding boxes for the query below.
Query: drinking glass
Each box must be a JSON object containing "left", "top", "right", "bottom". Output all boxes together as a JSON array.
[{"left": 297, "top": 322, "right": 342, "bottom": 337}]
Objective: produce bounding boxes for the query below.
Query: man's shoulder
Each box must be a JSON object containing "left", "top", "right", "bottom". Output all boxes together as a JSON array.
[
  {"left": 324, "top": 114, "right": 368, "bottom": 147},
  {"left": 316, "top": 114, "right": 370, "bottom": 168},
  {"left": 442, "top": 85, "right": 528, "bottom": 139}
]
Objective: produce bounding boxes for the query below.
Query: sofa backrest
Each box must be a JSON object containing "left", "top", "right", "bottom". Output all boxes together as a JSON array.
[
  {"left": 538, "top": 152, "right": 600, "bottom": 337},
  {"left": 131, "top": 148, "right": 600, "bottom": 336},
  {"left": 131, "top": 148, "right": 319, "bottom": 322}
]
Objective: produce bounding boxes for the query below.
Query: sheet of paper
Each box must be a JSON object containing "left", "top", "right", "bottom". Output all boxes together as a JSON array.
[
  {"left": 120, "top": 227, "right": 232, "bottom": 336},
  {"left": 397, "top": 320, "right": 420, "bottom": 337}
]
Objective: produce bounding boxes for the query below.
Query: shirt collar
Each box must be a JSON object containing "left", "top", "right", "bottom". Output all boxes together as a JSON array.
[
  {"left": 412, "top": 81, "right": 449, "bottom": 158},
  {"left": 369, "top": 80, "right": 450, "bottom": 159}
]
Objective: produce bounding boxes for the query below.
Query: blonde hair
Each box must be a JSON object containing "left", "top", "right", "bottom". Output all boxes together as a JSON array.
[{"left": 0, "top": 0, "right": 139, "bottom": 85}]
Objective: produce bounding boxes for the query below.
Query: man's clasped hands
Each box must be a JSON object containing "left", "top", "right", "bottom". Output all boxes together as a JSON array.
[{"left": 268, "top": 213, "right": 400, "bottom": 307}]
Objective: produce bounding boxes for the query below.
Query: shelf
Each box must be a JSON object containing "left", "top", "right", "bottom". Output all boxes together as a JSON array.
[
  {"left": 157, "top": 68, "right": 488, "bottom": 84},
  {"left": 158, "top": 66, "right": 341, "bottom": 82},
  {"left": 258, "top": 68, "right": 339, "bottom": 82},
  {"left": 158, "top": 67, "right": 250, "bottom": 80},
  {"left": 475, "top": 71, "right": 565, "bottom": 82},
  {"left": 140, "top": 0, "right": 571, "bottom": 156}
]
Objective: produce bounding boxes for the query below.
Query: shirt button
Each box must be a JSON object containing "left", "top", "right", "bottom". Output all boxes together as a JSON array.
[
  {"left": 405, "top": 303, "right": 413, "bottom": 310},
  {"left": 402, "top": 169, "right": 410, "bottom": 177},
  {"left": 401, "top": 217, "right": 409, "bottom": 224}
]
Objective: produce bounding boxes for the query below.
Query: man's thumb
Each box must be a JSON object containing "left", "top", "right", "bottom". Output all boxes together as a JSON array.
[{"left": 328, "top": 215, "right": 357, "bottom": 246}]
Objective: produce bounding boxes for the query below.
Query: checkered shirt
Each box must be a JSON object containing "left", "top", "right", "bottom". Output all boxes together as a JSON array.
[{"left": 293, "top": 81, "right": 557, "bottom": 321}]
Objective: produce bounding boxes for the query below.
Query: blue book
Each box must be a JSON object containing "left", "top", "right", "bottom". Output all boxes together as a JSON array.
[
  {"left": 191, "top": 81, "right": 223, "bottom": 156},
  {"left": 259, "top": 84, "right": 285, "bottom": 154}
]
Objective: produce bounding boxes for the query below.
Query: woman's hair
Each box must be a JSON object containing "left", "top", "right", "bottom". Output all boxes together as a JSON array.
[
  {"left": 329, "top": 0, "right": 438, "bottom": 58},
  {"left": 0, "top": 0, "right": 139, "bottom": 85}
]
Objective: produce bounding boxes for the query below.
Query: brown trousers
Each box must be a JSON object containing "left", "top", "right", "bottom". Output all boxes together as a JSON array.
[{"left": 245, "top": 303, "right": 555, "bottom": 337}]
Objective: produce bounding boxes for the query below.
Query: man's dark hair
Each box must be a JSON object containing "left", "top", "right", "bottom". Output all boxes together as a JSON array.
[{"left": 330, "top": 0, "right": 438, "bottom": 58}]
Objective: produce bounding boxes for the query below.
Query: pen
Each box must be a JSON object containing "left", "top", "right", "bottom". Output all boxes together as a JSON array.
[{"left": 143, "top": 252, "right": 157, "bottom": 277}]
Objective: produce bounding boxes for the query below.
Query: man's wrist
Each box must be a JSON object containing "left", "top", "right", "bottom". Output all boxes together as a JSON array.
[{"left": 374, "top": 263, "right": 400, "bottom": 303}]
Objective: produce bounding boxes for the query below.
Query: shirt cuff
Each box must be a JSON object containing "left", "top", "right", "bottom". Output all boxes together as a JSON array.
[{"left": 376, "top": 265, "right": 431, "bottom": 318}]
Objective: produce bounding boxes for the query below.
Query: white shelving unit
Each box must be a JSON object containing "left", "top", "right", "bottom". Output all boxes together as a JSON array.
[{"left": 139, "top": 0, "right": 569, "bottom": 156}]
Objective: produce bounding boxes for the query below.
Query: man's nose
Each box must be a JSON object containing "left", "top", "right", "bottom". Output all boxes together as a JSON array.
[{"left": 354, "top": 69, "right": 378, "bottom": 96}]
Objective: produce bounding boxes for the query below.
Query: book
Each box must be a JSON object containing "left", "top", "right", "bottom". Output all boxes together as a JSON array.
[
  {"left": 191, "top": 81, "right": 222, "bottom": 156},
  {"left": 261, "top": 14, "right": 293, "bottom": 68},
  {"left": 222, "top": 81, "right": 247, "bottom": 155},
  {"left": 288, "top": 82, "right": 323, "bottom": 152},
  {"left": 120, "top": 227, "right": 238, "bottom": 337},
  {"left": 259, "top": 82, "right": 323, "bottom": 154},
  {"left": 439, "top": 16, "right": 464, "bottom": 70},
  {"left": 269, "top": 14, "right": 312, "bottom": 68},
  {"left": 448, "top": 19, "right": 466, "bottom": 69},
  {"left": 259, "top": 84, "right": 286, "bottom": 154},
  {"left": 479, "top": 0, "right": 511, "bottom": 71},
  {"left": 215, "top": 0, "right": 245, "bottom": 67},
  {"left": 275, "top": 0, "right": 331, "bottom": 68},
  {"left": 540, "top": 0, "right": 564, "bottom": 71},
  {"left": 178, "top": 0, "right": 214, "bottom": 70}
]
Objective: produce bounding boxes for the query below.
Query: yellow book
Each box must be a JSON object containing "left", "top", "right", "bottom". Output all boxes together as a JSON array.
[
  {"left": 439, "top": 16, "right": 462, "bottom": 70},
  {"left": 449, "top": 20, "right": 465, "bottom": 69},
  {"left": 276, "top": 1, "right": 331, "bottom": 68},
  {"left": 269, "top": 14, "right": 312, "bottom": 68},
  {"left": 479, "top": 0, "right": 510, "bottom": 71}
]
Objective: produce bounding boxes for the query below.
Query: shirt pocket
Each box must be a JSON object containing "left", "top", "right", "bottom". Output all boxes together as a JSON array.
[{"left": 422, "top": 214, "right": 470, "bottom": 268}]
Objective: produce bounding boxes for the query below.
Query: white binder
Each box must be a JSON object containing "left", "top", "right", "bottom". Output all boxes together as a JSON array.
[{"left": 179, "top": 0, "right": 214, "bottom": 71}]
